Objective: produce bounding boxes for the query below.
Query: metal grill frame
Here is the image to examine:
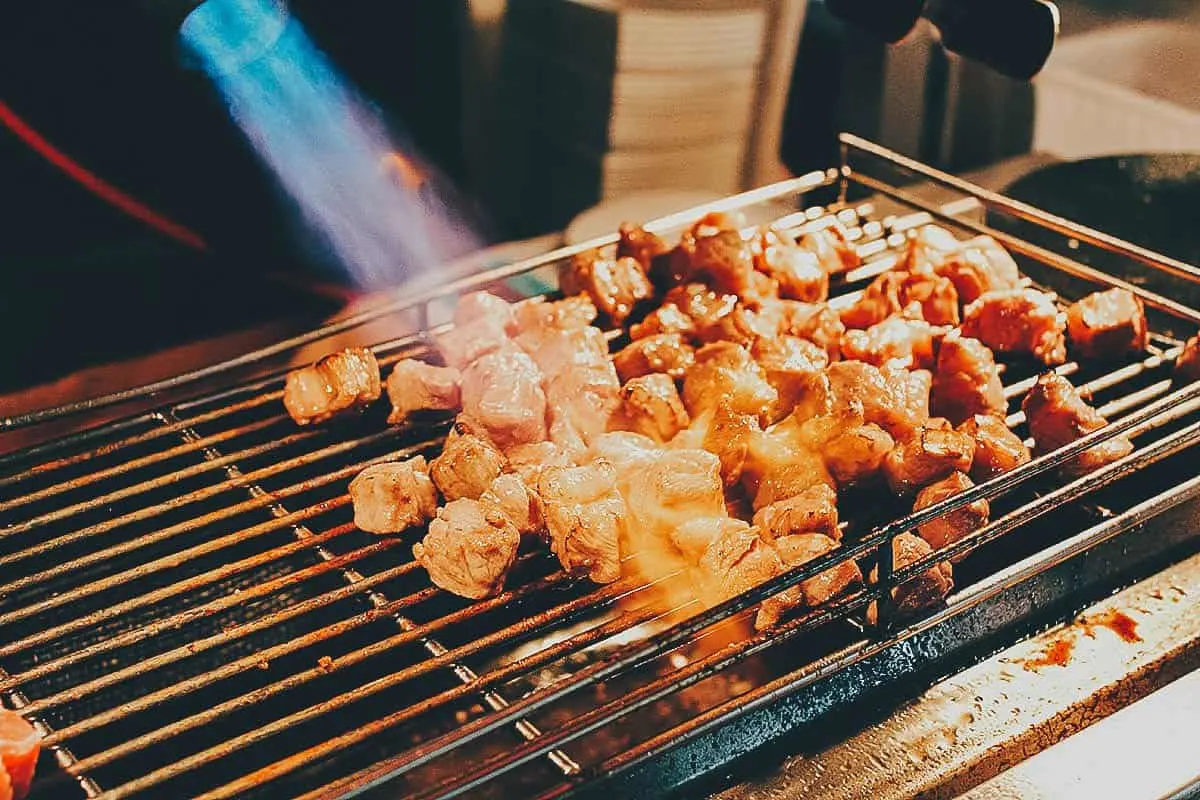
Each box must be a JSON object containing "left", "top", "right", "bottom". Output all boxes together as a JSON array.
[{"left": 2, "top": 135, "right": 1200, "bottom": 800}]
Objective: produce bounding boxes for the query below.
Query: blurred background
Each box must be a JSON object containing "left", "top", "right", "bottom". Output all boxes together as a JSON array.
[{"left": 2, "top": 0, "right": 1199, "bottom": 392}]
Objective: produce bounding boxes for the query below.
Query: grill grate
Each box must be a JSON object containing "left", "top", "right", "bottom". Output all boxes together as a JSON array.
[{"left": 3, "top": 136, "right": 1200, "bottom": 800}]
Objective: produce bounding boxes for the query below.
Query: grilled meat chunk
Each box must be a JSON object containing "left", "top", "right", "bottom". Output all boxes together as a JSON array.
[
  {"left": 779, "top": 301, "right": 845, "bottom": 360},
  {"left": 793, "top": 361, "right": 931, "bottom": 441},
  {"left": 613, "top": 333, "right": 696, "bottom": 382},
  {"left": 682, "top": 342, "right": 778, "bottom": 424},
  {"left": 962, "top": 288, "right": 1066, "bottom": 365},
  {"left": 957, "top": 414, "right": 1031, "bottom": 481},
  {"left": 670, "top": 517, "right": 749, "bottom": 564},
  {"left": 699, "top": 525, "right": 783, "bottom": 611},
  {"left": 689, "top": 229, "right": 761, "bottom": 301},
  {"left": 663, "top": 283, "right": 739, "bottom": 335},
  {"left": 752, "top": 334, "right": 830, "bottom": 417},
  {"left": 900, "top": 271, "right": 959, "bottom": 326},
  {"left": 840, "top": 271, "right": 906, "bottom": 330},
  {"left": 430, "top": 424, "right": 506, "bottom": 501},
  {"left": 898, "top": 224, "right": 962, "bottom": 274},
  {"left": 480, "top": 473, "right": 543, "bottom": 538},
  {"left": 883, "top": 418, "right": 975, "bottom": 496},
  {"left": 617, "top": 223, "right": 669, "bottom": 272},
  {"left": 752, "top": 484, "right": 840, "bottom": 541},
  {"left": 931, "top": 332, "right": 1006, "bottom": 424},
  {"left": 414, "top": 498, "right": 520, "bottom": 599},
  {"left": 758, "top": 532, "right": 863, "bottom": 628},
  {"left": 913, "top": 471, "right": 989, "bottom": 559},
  {"left": 1066, "top": 287, "right": 1148, "bottom": 359},
  {"left": 630, "top": 303, "right": 695, "bottom": 340},
  {"left": 823, "top": 421, "right": 895, "bottom": 486},
  {"left": 513, "top": 293, "right": 598, "bottom": 337},
  {"left": 1022, "top": 372, "right": 1134, "bottom": 475},
  {"left": 625, "top": 449, "right": 725, "bottom": 549},
  {"left": 750, "top": 227, "right": 829, "bottom": 302},
  {"left": 1178, "top": 335, "right": 1200, "bottom": 381},
  {"left": 437, "top": 291, "right": 516, "bottom": 370},
  {"left": 869, "top": 532, "right": 954, "bottom": 623},
  {"left": 385, "top": 360, "right": 461, "bottom": 426},
  {"left": 613, "top": 373, "right": 690, "bottom": 442},
  {"left": 904, "top": 228, "right": 1020, "bottom": 304},
  {"left": 798, "top": 223, "right": 860, "bottom": 273},
  {"left": 348, "top": 457, "right": 438, "bottom": 535},
  {"left": 537, "top": 461, "right": 627, "bottom": 583},
  {"left": 284, "top": 347, "right": 381, "bottom": 426},
  {"left": 839, "top": 307, "right": 937, "bottom": 370},
  {"left": 561, "top": 249, "right": 654, "bottom": 324},
  {"left": 460, "top": 347, "right": 548, "bottom": 452}
]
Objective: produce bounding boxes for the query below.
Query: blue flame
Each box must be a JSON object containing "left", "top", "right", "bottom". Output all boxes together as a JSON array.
[{"left": 180, "top": 0, "right": 476, "bottom": 288}]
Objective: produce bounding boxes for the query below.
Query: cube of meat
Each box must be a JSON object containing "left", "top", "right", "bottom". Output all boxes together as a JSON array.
[
  {"left": 513, "top": 293, "right": 598, "bottom": 337},
  {"left": 752, "top": 335, "right": 830, "bottom": 417},
  {"left": 625, "top": 449, "right": 725, "bottom": 547},
  {"left": 613, "top": 333, "right": 696, "bottom": 382},
  {"left": 0, "top": 709, "right": 39, "bottom": 800},
  {"left": 437, "top": 291, "right": 516, "bottom": 370},
  {"left": 840, "top": 271, "right": 905, "bottom": 330},
  {"left": 883, "top": 419, "right": 975, "bottom": 496},
  {"left": 698, "top": 524, "right": 785, "bottom": 618},
  {"left": 898, "top": 224, "right": 962, "bottom": 274},
  {"left": 900, "top": 272, "right": 960, "bottom": 326},
  {"left": 283, "top": 347, "right": 381, "bottom": 426},
  {"left": 459, "top": 347, "right": 548, "bottom": 452},
  {"left": 868, "top": 532, "right": 954, "bottom": 623},
  {"left": 823, "top": 422, "right": 895, "bottom": 486},
  {"left": 537, "top": 461, "right": 627, "bottom": 583},
  {"left": 798, "top": 223, "right": 861, "bottom": 273},
  {"left": 957, "top": 414, "right": 1031, "bottom": 481},
  {"left": 752, "top": 484, "right": 840, "bottom": 541},
  {"left": 671, "top": 516, "right": 751, "bottom": 564},
  {"left": 758, "top": 533, "right": 863, "bottom": 628},
  {"left": 521, "top": 324, "right": 611, "bottom": 383},
  {"left": 742, "top": 419, "right": 835, "bottom": 510},
  {"left": 505, "top": 441, "right": 575, "bottom": 488},
  {"left": 1177, "top": 335, "right": 1200, "bottom": 381},
  {"left": 792, "top": 361, "right": 931, "bottom": 441},
  {"left": 1066, "top": 287, "right": 1148, "bottom": 359},
  {"left": 385, "top": 360, "right": 461, "bottom": 426},
  {"left": 930, "top": 332, "right": 1006, "bottom": 424},
  {"left": 430, "top": 424, "right": 507, "bottom": 501},
  {"left": 560, "top": 248, "right": 654, "bottom": 324},
  {"left": 749, "top": 227, "right": 829, "bottom": 302},
  {"left": 617, "top": 223, "right": 669, "bottom": 272},
  {"left": 348, "top": 457, "right": 438, "bottom": 535},
  {"left": 682, "top": 342, "right": 778, "bottom": 424},
  {"left": 455, "top": 290, "right": 516, "bottom": 331},
  {"left": 698, "top": 403, "right": 761, "bottom": 487},
  {"left": 630, "top": 303, "right": 696, "bottom": 340},
  {"left": 543, "top": 360, "right": 622, "bottom": 450},
  {"left": 962, "top": 289, "right": 1066, "bottom": 365},
  {"left": 663, "top": 283, "right": 739, "bottom": 335},
  {"left": 1021, "top": 372, "right": 1134, "bottom": 475},
  {"left": 413, "top": 498, "right": 520, "bottom": 599},
  {"left": 694, "top": 303, "right": 782, "bottom": 346},
  {"left": 689, "top": 229, "right": 760, "bottom": 300},
  {"left": 613, "top": 373, "right": 690, "bottom": 442},
  {"left": 779, "top": 301, "right": 845, "bottom": 360},
  {"left": 918, "top": 232, "right": 1020, "bottom": 305},
  {"left": 839, "top": 307, "right": 936, "bottom": 370},
  {"left": 913, "top": 471, "right": 989, "bottom": 560},
  {"left": 480, "top": 474, "right": 543, "bottom": 537}
]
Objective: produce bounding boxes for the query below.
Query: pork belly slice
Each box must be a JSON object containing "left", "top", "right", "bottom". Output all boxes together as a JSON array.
[
  {"left": 868, "top": 532, "right": 954, "bottom": 624},
  {"left": 385, "top": 360, "right": 461, "bottom": 426},
  {"left": 561, "top": 247, "right": 654, "bottom": 324},
  {"left": 430, "top": 424, "right": 506, "bottom": 501},
  {"left": 839, "top": 307, "right": 937, "bottom": 370},
  {"left": 1022, "top": 372, "right": 1134, "bottom": 475},
  {"left": 883, "top": 418, "right": 975, "bottom": 496},
  {"left": 930, "top": 331, "right": 1006, "bottom": 425},
  {"left": 537, "top": 461, "right": 627, "bottom": 583},
  {"left": 913, "top": 470, "right": 989, "bottom": 560},
  {"left": 612, "top": 373, "right": 690, "bottom": 443},
  {"left": 752, "top": 484, "right": 840, "bottom": 542},
  {"left": 613, "top": 333, "right": 696, "bottom": 382},
  {"left": 1066, "top": 287, "right": 1148, "bottom": 359},
  {"left": 283, "top": 347, "right": 381, "bottom": 426},
  {"left": 957, "top": 414, "right": 1031, "bottom": 482},
  {"left": 348, "top": 457, "right": 438, "bottom": 535},
  {"left": 962, "top": 288, "right": 1067, "bottom": 365},
  {"left": 414, "top": 498, "right": 520, "bottom": 600},
  {"left": 1177, "top": 334, "right": 1200, "bottom": 381},
  {"left": 459, "top": 347, "right": 548, "bottom": 452}
]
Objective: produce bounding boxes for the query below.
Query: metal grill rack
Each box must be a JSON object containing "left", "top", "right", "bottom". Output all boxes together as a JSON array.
[{"left": 2, "top": 135, "right": 1200, "bottom": 800}]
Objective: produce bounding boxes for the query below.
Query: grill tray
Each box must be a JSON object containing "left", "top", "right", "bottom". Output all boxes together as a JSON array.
[{"left": 2, "top": 135, "right": 1200, "bottom": 800}]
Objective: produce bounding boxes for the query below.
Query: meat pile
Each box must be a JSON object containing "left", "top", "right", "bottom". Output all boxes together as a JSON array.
[{"left": 281, "top": 214, "right": 1170, "bottom": 630}]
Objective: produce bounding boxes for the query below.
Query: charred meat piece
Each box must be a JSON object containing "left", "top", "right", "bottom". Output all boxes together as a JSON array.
[
  {"left": 460, "top": 347, "right": 548, "bottom": 452},
  {"left": 481, "top": 473, "right": 543, "bottom": 538},
  {"left": 617, "top": 222, "right": 669, "bottom": 272},
  {"left": 430, "top": 424, "right": 507, "bottom": 501},
  {"left": 823, "top": 422, "right": 896, "bottom": 486},
  {"left": 913, "top": 471, "right": 989, "bottom": 559},
  {"left": 1066, "top": 287, "right": 1148, "bottom": 359},
  {"left": 513, "top": 293, "right": 598, "bottom": 337},
  {"left": 1177, "top": 335, "right": 1200, "bottom": 381},
  {"left": 957, "top": 414, "right": 1031, "bottom": 481},
  {"left": 386, "top": 360, "right": 461, "bottom": 426},
  {"left": 0, "top": 710, "right": 39, "bottom": 800},
  {"left": 414, "top": 499, "right": 521, "bottom": 599},
  {"left": 839, "top": 307, "right": 936, "bottom": 370},
  {"left": 348, "top": 457, "right": 438, "bottom": 535},
  {"left": 793, "top": 361, "right": 931, "bottom": 441},
  {"left": 613, "top": 333, "right": 696, "bottom": 382},
  {"left": 283, "top": 347, "right": 381, "bottom": 426},
  {"left": 962, "top": 288, "right": 1067, "bottom": 365},
  {"left": 698, "top": 525, "right": 785, "bottom": 622},
  {"left": 613, "top": 373, "right": 690, "bottom": 442},
  {"left": 869, "top": 532, "right": 954, "bottom": 623},
  {"left": 900, "top": 272, "right": 959, "bottom": 326},
  {"left": 560, "top": 248, "right": 654, "bottom": 323},
  {"left": 694, "top": 303, "right": 781, "bottom": 346},
  {"left": 664, "top": 283, "right": 739, "bottom": 336},
  {"left": 682, "top": 342, "right": 778, "bottom": 424},
  {"left": 688, "top": 229, "right": 765, "bottom": 302},
  {"left": 840, "top": 271, "right": 905, "bottom": 330},
  {"left": 898, "top": 224, "right": 962, "bottom": 274},
  {"left": 931, "top": 332, "right": 1006, "bottom": 424},
  {"left": 751, "top": 335, "right": 830, "bottom": 416},
  {"left": 758, "top": 532, "right": 863, "bottom": 628},
  {"left": 752, "top": 484, "right": 840, "bottom": 541},
  {"left": 630, "top": 303, "right": 696, "bottom": 340},
  {"left": 1022, "top": 372, "right": 1134, "bottom": 475},
  {"left": 537, "top": 461, "right": 627, "bottom": 583},
  {"left": 883, "top": 418, "right": 975, "bottom": 496},
  {"left": 779, "top": 301, "right": 845, "bottom": 360},
  {"left": 750, "top": 227, "right": 829, "bottom": 302}
]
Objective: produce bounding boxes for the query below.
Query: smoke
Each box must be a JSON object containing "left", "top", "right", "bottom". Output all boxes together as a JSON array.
[{"left": 180, "top": 0, "right": 480, "bottom": 290}]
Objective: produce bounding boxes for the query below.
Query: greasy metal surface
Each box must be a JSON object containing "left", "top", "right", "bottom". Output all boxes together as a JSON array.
[
  {"left": 712, "top": 549, "right": 1200, "bottom": 800},
  {"left": 1, "top": 138, "right": 1199, "bottom": 800}
]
